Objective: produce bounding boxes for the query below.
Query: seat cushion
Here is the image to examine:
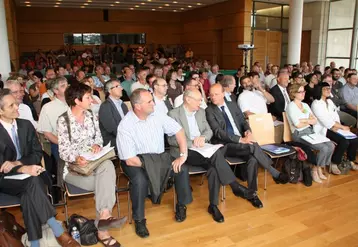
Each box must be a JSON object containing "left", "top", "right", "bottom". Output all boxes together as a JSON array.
[
  {"left": 225, "top": 156, "right": 246, "bottom": 165},
  {"left": 188, "top": 165, "right": 207, "bottom": 174},
  {"left": 0, "top": 193, "right": 20, "bottom": 207},
  {"left": 65, "top": 183, "right": 93, "bottom": 196}
]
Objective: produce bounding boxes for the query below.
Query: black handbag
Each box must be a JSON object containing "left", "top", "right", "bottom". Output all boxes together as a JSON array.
[
  {"left": 68, "top": 214, "right": 98, "bottom": 246},
  {"left": 338, "top": 158, "right": 351, "bottom": 175}
]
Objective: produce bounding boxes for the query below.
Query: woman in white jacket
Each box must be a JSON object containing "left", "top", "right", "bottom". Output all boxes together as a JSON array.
[{"left": 311, "top": 82, "right": 358, "bottom": 175}]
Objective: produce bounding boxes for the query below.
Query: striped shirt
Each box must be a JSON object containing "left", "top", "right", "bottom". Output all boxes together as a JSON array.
[{"left": 116, "top": 111, "right": 181, "bottom": 160}]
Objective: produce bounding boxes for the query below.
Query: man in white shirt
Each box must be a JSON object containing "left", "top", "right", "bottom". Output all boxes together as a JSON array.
[
  {"left": 153, "top": 78, "right": 173, "bottom": 115},
  {"left": 174, "top": 79, "right": 207, "bottom": 109},
  {"left": 238, "top": 72, "right": 275, "bottom": 118},
  {"left": 131, "top": 68, "right": 149, "bottom": 92},
  {"left": 4, "top": 80, "right": 37, "bottom": 129},
  {"left": 264, "top": 65, "right": 279, "bottom": 89},
  {"left": 38, "top": 77, "right": 68, "bottom": 162},
  {"left": 209, "top": 64, "right": 219, "bottom": 85}
]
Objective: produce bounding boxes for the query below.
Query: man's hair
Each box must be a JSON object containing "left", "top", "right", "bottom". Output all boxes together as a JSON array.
[
  {"left": 146, "top": 74, "right": 156, "bottom": 85},
  {"left": 321, "top": 74, "right": 332, "bottom": 82},
  {"left": 247, "top": 71, "right": 259, "bottom": 78},
  {"left": 130, "top": 88, "right": 148, "bottom": 109},
  {"left": 75, "top": 69, "right": 84, "bottom": 78},
  {"left": 183, "top": 89, "right": 196, "bottom": 101},
  {"left": 240, "top": 75, "right": 250, "bottom": 85},
  {"left": 347, "top": 73, "right": 357, "bottom": 79},
  {"left": 4, "top": 80, "right": 20, "bottom": 89},
  {"left": 215, "top": 73, "right": 224, "bottom": 83},
  {"left": 104, "top": 79, "right": 119, "bottom": 93},
  {"left": 277, "top": 70, "right": 288, "bottom": 78},
  {"left": 183, "top": 78, "right": 194, "bottom": 90},
  {"left": 65, "top": 83, "right": 91, "bottom": 107},
  {"left": 52, "top": 77, "right": 67, "bottom": 92},
  {"left": 220, "top": 75, "right": 234, "bottom": 88},
  {"left": 29, "top": 83, "right": 37, "bottom": 91},
  {"left": 331, "top": 68, "right": 340, "bottom": 75},
  {"left": 0, "top": 89, "right": 11, "bottom": 110}
]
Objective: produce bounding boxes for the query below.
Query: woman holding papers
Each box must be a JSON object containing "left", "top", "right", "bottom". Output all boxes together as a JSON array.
[
  {"left": 311, "top": 82, "right": 358, "bottom": 175},
  {"left": 286, "top": 83, "right": 335, "bottom": 183},
  {"left": 57, "top": 84, "right": 125, "bottom": 247}
]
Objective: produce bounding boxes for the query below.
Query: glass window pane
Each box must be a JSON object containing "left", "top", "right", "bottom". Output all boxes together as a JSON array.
[
  {"left": 83, "top": 33, "right": 101, "bottom": 45},
  {"left": 282, "top": 6, "right": 289, "bottom": 18},
  {"left": 356, "top": 59, "right": 358, "bottom": 70},
  {"left": 282, "top": 18, "right": 288, "bottom": 30},
  {"left": 329, "top": 0, "right": 356, "bottom": 29},
  {"left": 326, "top": 30, "right": 353, "bottom": 57},
  {"left": 326, "top": 58, "right": 350, "bottom": 68},
  {"left": 255, "top": 2, "right": 282, "bottom": 17},
  {"left": 254, "top": 16, "right": 281, "bottom": 30}
]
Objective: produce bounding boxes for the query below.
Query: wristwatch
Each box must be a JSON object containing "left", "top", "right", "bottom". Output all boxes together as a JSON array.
[{"left": 179, "top": 152, "right": 187, "bottom": 158}]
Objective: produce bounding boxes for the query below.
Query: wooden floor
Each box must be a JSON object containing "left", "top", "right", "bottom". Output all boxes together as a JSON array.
[{"left": 8, "top": 168, "right": 358, "bottom": 247}]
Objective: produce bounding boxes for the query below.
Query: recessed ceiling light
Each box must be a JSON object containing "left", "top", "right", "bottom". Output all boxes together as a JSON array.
[
  {"left": 180, "top": 7, "right": 184, "bottom": 10},
  {"left": 54, "top": 5, "right": 58, "bottom": 7},
  {"left": 110, "top": 4, "right": 114, "bottom": 6},
  {"left": 84, "top": 3, "right": 88, "bottom": 5},
  {"left": 173, "top": 10, "right": 177, "bottom": 12},
  {"left": 165, "top": 4, "right": 170, "bottom": 6},
  {"left": 55, "top": 2, "right": 61, "bottom": 4},
  {"left": 173, "top": 1, "right": 178, "bottom": 3},
  {"left": 135, "top": 5, "right": 139, "bottom": 7},
  {"left": 81, "top": 6, "right": 85, "bottom": 8},
  {"left": 130, "top": 7, "right": 134, "bottom": 10},
  {"left": 26, "top": 4, "right": 31, "bottom": 6},
  {"left": 141, "top": 2, "right": 145, "bottom": 5},
  {"left": 87, "top": 0, "right": 92, "bottom": 2},
  {"left": 188, "top": 5, "right": 192, "bottom": 8},
  {"left": 152, "top": 8, "right": 155, "bottom": 11},
  {"left": 115, "top": 1, "right": 120, "bottom": 3},
  {"left": 197, "top": 2, "right": 202, "bottom": 5},
  {"left": 24, "top": 1, "right": 30, "bottom": 3},
  {"left": 147, "top": 0, "right": 151, "bottom": 2},
  {"left": 158, "top": 6, "right": 162, "bottom": 8}
]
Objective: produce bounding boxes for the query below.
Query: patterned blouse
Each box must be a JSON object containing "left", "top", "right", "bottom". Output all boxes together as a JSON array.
[{"left": 57, "top": 109, "right": 103, "bottom": 175}]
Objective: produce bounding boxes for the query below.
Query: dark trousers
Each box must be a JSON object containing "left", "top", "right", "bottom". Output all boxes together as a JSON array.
[
  {"left": 50, "top": 143, "right": 59, "bottom": 163},
  {"left": 341, "top": 108, "right": 358, "bottom": 119},
  {"left": 221, "top": 142, "right": 275, "bottom": 192},
  {"left": 0, "top": 176, "right": 56, "bottom": 241},
  {"left": 121, "top": 158, "right": 193, "bottom": 221},
  {"left": 326, "top": 129, "right": 358, "bottom": 163},
  {"left": 186, "top": 149, "right": 237, "bottom": 205}
]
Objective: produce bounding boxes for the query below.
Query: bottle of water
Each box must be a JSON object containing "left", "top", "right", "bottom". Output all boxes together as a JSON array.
[{"left": 71, "top": 226, "right": 81, "bottom": 244}]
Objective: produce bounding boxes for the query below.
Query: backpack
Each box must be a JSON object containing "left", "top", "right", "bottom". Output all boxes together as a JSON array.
[
  {"left": 0, "top": 211, "right": 26, "bottom": 247},
  {"left": 282, "top": 154, "right": 302, "bottom": 184},
  {"left": 68, "top": 214, "right": 98, "bottom": 246}
]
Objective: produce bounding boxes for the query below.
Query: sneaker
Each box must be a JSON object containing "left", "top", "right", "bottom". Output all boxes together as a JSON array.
[
  {"left": 317, "top": 167, "right": 327, "bottom": 180},
  {"left": 311, "top": 170, "right": 322, "bottom": 183},
  {"left": 175, "top": 204, "right": 187, "bottom": 222},
  {"left": 134, "top": 219, "right": 149, "bottom": 238},
  {"left": 331, "top": 164, "right": 341, "bottom": 175}
]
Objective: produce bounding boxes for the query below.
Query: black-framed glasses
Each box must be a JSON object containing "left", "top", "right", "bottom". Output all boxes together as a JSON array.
[{"left": 110, "top": 85, "right": 122, "bottom": 90}]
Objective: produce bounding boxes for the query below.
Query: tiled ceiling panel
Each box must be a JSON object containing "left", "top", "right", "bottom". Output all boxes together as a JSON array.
[{"left": 15, "top": 0, "right": 229, "bottom": 12}]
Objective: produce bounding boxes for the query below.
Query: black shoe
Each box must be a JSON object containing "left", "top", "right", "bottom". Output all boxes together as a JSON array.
[
  {"left": 134, "top": 219, "right": 150, "bottom": 238},
  {"left": 175, "top": 204, "right": 187, "bottom": 222},
  {"left": 273, "top": 173, "right": 289, "bottom": 184},
  {"left": 247, "top": 194, "right": 263, "bottom": 208},
  {"left": 208, "top": 205, "right": 224, "bottom": 223},
  {"left": 231, "top": 182, "right": 250, "bottom": 199}
]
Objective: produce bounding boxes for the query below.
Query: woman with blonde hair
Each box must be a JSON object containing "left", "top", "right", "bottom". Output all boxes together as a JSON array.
[{"left": 80, "top": 76, "right": 102, "bottom": 117}]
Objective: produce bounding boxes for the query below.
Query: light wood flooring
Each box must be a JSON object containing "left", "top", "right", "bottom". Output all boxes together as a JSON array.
[{"left": 8, "top": 168, "right": 358, "bottom": 247}]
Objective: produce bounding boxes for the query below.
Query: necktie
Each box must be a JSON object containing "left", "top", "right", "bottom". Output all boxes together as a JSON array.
[
  {"left": 220, "top": 106, "right": 234, "bottom": 136},
  {"left": 11, "top": 125, "right": 21, "bottom": 160},
  {"left": 283, "top": 89, "right": 290, "bottom": 109}
]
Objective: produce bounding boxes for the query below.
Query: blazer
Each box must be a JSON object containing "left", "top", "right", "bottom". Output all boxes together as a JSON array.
[
  {"left": 153, "top": 95, "right": 173, "bottom": 112},
  {"left": 269, "top": 84, "right": 286, "bottom": 121},
  {"left": 205, "top": 101, "right": 250, "bottom": 145},
  {"left": 0, "top": 119, "right": 42, "bottom": 171},
  {"left": 98, "top": 98, "right": 129, "bottom": 149},
  {"left": 168, "top": 105, "right": 213, "bottom": 157}
]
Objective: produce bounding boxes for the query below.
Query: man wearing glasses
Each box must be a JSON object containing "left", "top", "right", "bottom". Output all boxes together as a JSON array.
[
  {"left": 173, "top": 78, "right": 208, "bottom": 109},
  {"left": 152, "top": 77, "right": 173, "bottom": 115},
  {"left": 99, "top": 80, "right": 128, "bottom": 153}
]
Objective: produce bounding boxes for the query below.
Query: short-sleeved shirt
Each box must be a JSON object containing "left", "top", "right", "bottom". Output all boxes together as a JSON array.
[
  {"left": 116, "top": 111, "right": 181, "bottom": 160},
  {"left": 238, "top": 89, "right": 268, "bottom": 114},
  {"left": 38, "top": 97, "right": 68, "bottom": 135},
  {"left": 341, "top": 84, "right": 358, "bottom": 106},
  {"left": 286, "top": 101, "right": 312, "bottom": 133}
]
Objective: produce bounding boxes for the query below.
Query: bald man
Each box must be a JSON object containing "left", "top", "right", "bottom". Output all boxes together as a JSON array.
[
  {"left": 206, "top": 84, "right": 289, "bottom": 208},
  {"left": 152, "top": 77, "right": 173, "bottom": 115},
  {"left": 168, "top": 89, "right": 251, "bottom": 223}
]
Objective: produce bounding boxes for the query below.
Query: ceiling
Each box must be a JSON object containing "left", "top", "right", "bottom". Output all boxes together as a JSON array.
[{"left": 15, "top": 0, "right": 229, "bottom": 12}]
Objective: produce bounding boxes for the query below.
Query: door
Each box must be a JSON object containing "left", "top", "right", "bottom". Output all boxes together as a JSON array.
[{"left": 253, "top": 30, "right": 282, "bottom": 66}]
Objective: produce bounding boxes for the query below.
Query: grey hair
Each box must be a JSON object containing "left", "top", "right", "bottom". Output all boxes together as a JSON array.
[
  {"left": 220, "top": 75, "right": 235, "bottom": 88},
  {"left": 0, "top": 89, "right": 11, "bottom": 110},
  {"left": 104, "top": 79, "right": 119, "bottom": 93},
  {"left": 52, "top": 77, "right": 67, "bottom": 92},
  {"left": 130, "top": 88, "right": 148, "bottom": 109},
  {"left": 183, "top": 89, "right": 196, "bottom": 101},
  {"left": 4, "top": 80, "right": 20, "bottom": 89}
]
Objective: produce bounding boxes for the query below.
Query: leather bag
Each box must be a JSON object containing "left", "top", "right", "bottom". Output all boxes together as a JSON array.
[{"left": 0, "top": 211, "right": 26, "bottom": 247}]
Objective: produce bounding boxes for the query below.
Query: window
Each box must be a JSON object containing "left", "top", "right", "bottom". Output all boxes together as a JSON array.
[
  {"left": 328, "top": 0, "right": 356, "bottom": 29},
  {"left": 326, "top": 30, "right": 353, "bottom": 58},
  {"left": 63, "top": 33, "right": 146, "bottom": 45}
]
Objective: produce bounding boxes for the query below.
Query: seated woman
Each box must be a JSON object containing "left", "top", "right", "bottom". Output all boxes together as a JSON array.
[
  {"left": 57, "top": 84, "right": 125, "bottom": 247},
  {"left": 0, "top": 89, "right": 79, "bottom": 247},
  {"left": 166, "top": 70, "right": 183, "bottom": 104},
  {"left": 80, "top": 77, "right": 102, "bottom": 118},
  {"left": 311, "top": 82, "right": 358, "bottom": 175},
  {"left": 286, "top": 83, "right": 335, "bottom": 183},
  {"left": 303, "top": 73, "right": 319, "bottom": 106}
]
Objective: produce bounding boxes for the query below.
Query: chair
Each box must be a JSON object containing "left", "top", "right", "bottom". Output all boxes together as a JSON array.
[
  {"left": 124, "top": 101, "right": 132, "bottom": 111},
  {"left": 248, "top": 113, "right": 296, "bottom": 190},
  {"left": 282, "top": 112, "right": 293, "bottom": 143},
  {"left": 221, "top": 156, "right": 246, "bottom": 201}
]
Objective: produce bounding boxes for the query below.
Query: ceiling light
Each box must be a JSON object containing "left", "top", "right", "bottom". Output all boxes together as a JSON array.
[
  {"left": 141, "top": 2, "right": 145, "bottom": 5},
  {"left": 115, "top": 1, "right": 120, "bottom": 3},
  {"left": 147, "top": 0, "right": 151, "bottom": 1},
  {"left": 135, "top": 5, "right": 139, "bottom": 7},
  {"left": 87, "top": 0, "right": 92, "bottom": 2},
  {"left": 158, "top": 6, "right": 162, "bottom": 8},
  {"left": 173, "top": 10, "right": 177, "bottom": 12},
  {"left": 197, "top": 2, "right": 202, "bottom": 5},
  {"left": 55, "top": 2, "right": 61, "bottom": 4},
  {"left": 152, "top": 8, "right": 155, "bottom": 11},
  {"left": 81, "top": 6, "right": 85, "bottom": 8},
  {"left": 173, "top": 1, "right": 178, "bottom": 3},
  {"left": 54, "top": 5, "right": 58, "bottom": 7},
  {"left": 130, "top": 7, "right": 134, "bottom": 10},
  {"left": 110, "top": 4, "right": 114, "bottom": 6},
  {"left": 165, "top": 4, "right": 170, "bottom": 6},
  {"left": 26, "top": 4, "right": 31, "bottom": 6},
  {"left": 180, "top": 7, "right": 184, "bottom": 10},
  {"left": 84, "top": 3, "right": 88, "bottom": 5},
  {"left": 24, "top": 1, "right": 30, "bottom": 3},
  {"left": 188, "top": 5, "right": 192, "bottom": 8}
]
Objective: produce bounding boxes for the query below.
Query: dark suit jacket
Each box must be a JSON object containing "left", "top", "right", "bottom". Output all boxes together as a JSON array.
[
  {"left": 98, "top": 98, "right": 129, "bottom": 149},
  {"left": 205, "top": 101, "right": 250, "bottom": 145},
  {"left": 0, "top": 119, "right": 42, "bottom": 172},
  {"left": 269, "top": 84, "right": 285, "bottom": 121},
  {"left": 153, "top": 96, "right": 173, "bottom": 113}
]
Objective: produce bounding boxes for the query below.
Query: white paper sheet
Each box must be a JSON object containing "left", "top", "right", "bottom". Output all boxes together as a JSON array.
[
  {"left": 4, "top": 174, "right": 31, "bottom": 180},
  {"left": 337, "top": 129, "right": 357, "bottom": 139},
  {"left": 81, "top": 143, "right": 114, "bottom": 161},
  {"left": 189, "top": 143, "right": 223, "bottom": 158},
  {"left": 301, "top": 133, "right": 331, "bottom": 145}
]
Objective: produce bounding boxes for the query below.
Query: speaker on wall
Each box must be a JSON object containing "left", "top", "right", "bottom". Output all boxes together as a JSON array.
[{"left": 103, "top": 9, "right": 109, "bottom": 22}]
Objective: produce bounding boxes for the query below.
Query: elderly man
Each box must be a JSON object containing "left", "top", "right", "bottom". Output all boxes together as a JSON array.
[
  {"left": 238, "top": 72, "right": 275, "bottom": 118},
  {"left": 219, "top": 75, "right": 237, "bottom": 102},
  {"left": 174, "top": 78, "right": 207, "bottom": 109},
  {"left": 341, "top": 73, "right": 358, "bottom": 118},
  {"left": 206, "top": 84, "right": 289, "bottom": 208},
  {"left": 0, "top": 89, "right": 79, "bottom": 247},
  {"left": 152, "top": 77, "right": 173, "bottom": 115},
  {"left": 209, "top": 64, "right": 219, "bottom": 85},
  {"left": 168, "top": 89, "right": 253, "bottom": 222},
  {"left": 269, "top": 71, "right": 291, "bottom": 121},
  {"left": 116, "top": 89, "right": 192, "bottom": 238},
  {"left": 131, "top": 68, "right": 149, "bottom": 92},
  {"left": 99, "top": 80, "right": 128, "bottom": 151}
]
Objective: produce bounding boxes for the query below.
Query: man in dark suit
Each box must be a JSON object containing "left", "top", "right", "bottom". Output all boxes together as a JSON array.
[
  {"left": 269, "top": 71, "right": 290, "bottom": 121},
  {"left": 99, "top": 80, "right": 129, "bottom": 151},
  {"left": 206, "top": 84, "right": 289, "bottom": 208},
  {"left": 168, "top": 89, "right": 252, "bottom": 223},
  {"left": 0, "top": 89, "right": 79, "bottom": 247},
  {"left": 220, "top": 75, "right": 237, "bottom": 103}
]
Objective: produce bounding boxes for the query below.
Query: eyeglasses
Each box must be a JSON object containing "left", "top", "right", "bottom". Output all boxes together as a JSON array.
[
  {"left": 157, "top": 84, "right": 168, "bottom": 88},
  {"left": 188, "top": 96, "right": 202, "bottom": 102},
  {"left": 110, "top": 85, "right": 122, "bottom": 90}
]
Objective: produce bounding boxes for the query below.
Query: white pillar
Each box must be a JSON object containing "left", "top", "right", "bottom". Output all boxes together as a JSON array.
[
  {"left": 0, "top": 0, "right": 11, "bottom": 80},
  {"left": 288, "top": 0, "right": 304, "bottom": 65}
]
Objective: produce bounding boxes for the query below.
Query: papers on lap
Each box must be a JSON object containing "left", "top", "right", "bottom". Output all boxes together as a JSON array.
[
  {"left": 261, "top": 144, "right": 290, "bottom": 154},
  {"left": 337, "top": 129, "right": 357, "bottom": 139},
  {"left": 189, "top": 143, "right": 223, "bottom": 158},
  {"left": 82, "top": 143, "right": 114, "bottom": 161},
  {"left": 4, "top": 174, "right": 31, "bottom": 180},
  {"left": 301, "top": 133, "right": 331, "bottom": 144}
]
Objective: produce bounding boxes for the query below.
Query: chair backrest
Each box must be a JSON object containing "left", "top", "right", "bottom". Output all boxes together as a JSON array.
[
  {"left": 282, "top": 112, "right": 293, "bottom": 142},
  {"left": 124, "top": 101, "right": 132, "bottom": 111},
  {"left": 248, "top": 113, "right": 275, "bottom": 145}
]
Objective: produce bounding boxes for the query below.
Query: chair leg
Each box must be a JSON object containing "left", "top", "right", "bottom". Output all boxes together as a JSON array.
[
  {"left": 64, "top": 192, "right": 69, "bottom": 226},
  {"left": 200, "top": 173, "right": 206, "bottom": 185},
  {"left": 264, "top": 169, "right": 267, "bottom": 190},
  {"left": 221, "top": 186, "right": 226, "bottom": 202},
  {"left": 115, "top": 192, "right": 120, "bottom": 218},
  {"left": 127, "top": 182, "right": 132, "bottom": 224}
]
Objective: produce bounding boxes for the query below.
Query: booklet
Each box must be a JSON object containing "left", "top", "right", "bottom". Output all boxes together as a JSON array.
[
  {"left": 189, "top": 143, "right": 223, "bottom": 158},
  {"left": 4, "top": 174, "right": 31, "bottom": 180},
  {"left": 261, "top": 144, "right": 290, "bottom": 154},
  {"left": 301, "top": 133, "right": 330, "bottom": 144},
  {"left": 81, "top": 143, "right": 115, "bottom": 161},
  {"left": 337, "top": 129, "right": 357, "bottom": 139}
]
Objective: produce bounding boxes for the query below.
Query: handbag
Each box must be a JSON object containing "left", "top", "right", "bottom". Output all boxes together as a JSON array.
[
  {"left": 0, "top": 211, "right": 26, "bottom": 247},
  {"left": 338, "top": 158, "right": 351, "bottom": 175},
  {"left": 68, "top": 149, "right": 116, "bottom": 176},
  {"left": 68, "top": 214, "right": 98, "bottom": 246}
]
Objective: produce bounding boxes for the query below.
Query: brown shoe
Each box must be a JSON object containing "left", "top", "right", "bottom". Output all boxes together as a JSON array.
[
  {"left": 98, "top": 216, "right": 127, "bottom": 231},
  {"left": 56, "top": 232, "right": 80, "bottom": 247}
]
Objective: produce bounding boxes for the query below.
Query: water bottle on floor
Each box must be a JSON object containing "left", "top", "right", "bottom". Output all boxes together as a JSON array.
[{"left": 71, "top": 226, "right": 81, "bottom": 245}]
